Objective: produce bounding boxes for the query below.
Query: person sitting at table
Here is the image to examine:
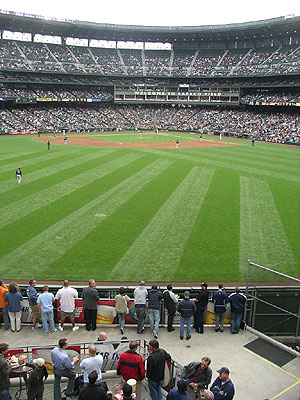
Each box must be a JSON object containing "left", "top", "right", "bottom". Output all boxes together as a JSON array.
[
  {"left": 78, "top": 370, "right": 112, "bottom": 400},
  {"left": 25, "top": 358, "right": 48, "bottom": 400},
  {"left": 0, "top": 343, "right": 12, "bottom": 393},
  {"left": 0, "top": 390, "right": 11, "bottom": 400},
  {"left": 51, "top": 338, "right": 79, "bottom": 400}
]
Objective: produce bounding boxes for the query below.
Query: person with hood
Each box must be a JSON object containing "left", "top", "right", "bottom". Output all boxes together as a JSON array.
[
  {"left": 134, "top": 281, "right": 147, "bottom": 334},
  {"left": 148, "top": 285, "right": 162, "bottom": 339}
]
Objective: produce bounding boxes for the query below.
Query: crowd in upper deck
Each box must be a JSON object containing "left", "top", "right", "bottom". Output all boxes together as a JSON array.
[{"left": 0, "top": 40, "right": 299, "bottom": 76}]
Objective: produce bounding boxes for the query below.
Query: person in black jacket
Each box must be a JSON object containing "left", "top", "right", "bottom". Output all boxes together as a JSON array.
[
  {"left": 26, "top": 358, "right": 48, "bottom": 400},
  {"left": 194, "top": 283, "right": 209, "bottom": 334},
  {"left": 163, "top": 284, "right": 179, "bottom": 332},
  {"left": 228, "top": 287, "right": 247, "bottom": 334},
  {"left": 78, "top": 370, "right": 112, "bottom": 400},
  {"left": 148, "top": 285, "right": 162, "bottom": 339},
  {"left": 82, "top": 279, "right": 99, "bottom": 331},
  {"left": 178, "top": 291, "right": 196, "bottom": 340},
  {"left": 147, "top": 340, "right": 171, "bottom": 400}
]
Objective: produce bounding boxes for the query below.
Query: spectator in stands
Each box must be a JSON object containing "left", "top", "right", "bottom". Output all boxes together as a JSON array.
[
  {"left": 163, "top": 284, "right": 179, "bottom": 332},
  {"left": 194, "top": 283, "right": 209, "bottom": 334},
  {"left": 82, "top": 279, "right": 99, "bottom": 332},
  {"left": 166, "top": 379, "right": 189, "bottom": 400},
  {"left": 210, "top": 367, "right": 234, "bottom": 400},
  {"left": 0, "top": 343, "right": 12, "bottom": 393},
  {"left": 114, "top": 287, "right": 130, "bottom": 335},
  {"left": 80, "top": 345, "right": 103, "bottom": 385},
  {"left": 5, "top": 283, "right": 23, "bottom": 333},
  {"left": 122, "top": 383, "right": 133, "bottom": 400},
  {"left": 27, "top": 279, "right": 42, "bottom": 331},
  {"left": 181, "top": 357, "right": 212, "bottom": 399},
  {"left": 228, "top": 287, "right": 247, "bottom": 334},
  {"left": 55, "top": 280, "right": 79, "bottom": 332},
  {"left": 0, "top": 280, "right": 10, "bottom": 331},
  {"left": 212, "top": 284, "right": 228, "bottom": 333},
  {"left": 134, "top": 281, "right": 147, "bottom": 334},
  {"left": 203, "top": 390, "right": 214, "bottom": 400},
  {"left": 51, "top": 338, "right": 79, "bottom": 400},
  {"left": 25, "top": 358, "right": 48, "bottom": 400},
  {"left": 147, "top": 339, "right": 171, "bottom": 400},
  {"left": 97, "top": 332, "right": 107, "bottom": 341},
  {"left": 148, "top": 284, "right": 162, "bottom": 339},
  {"left": 78, "top": 370, "right": 112, "bottom": 400},
  {"left": 37, "top": 285, "right": 56, "bottom": 335},
  {"left": 178, "top": 291, "right": 196, "bottom": 340}
]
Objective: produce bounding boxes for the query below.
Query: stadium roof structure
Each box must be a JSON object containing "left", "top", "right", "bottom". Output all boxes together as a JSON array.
[{"left": 0, "top": 10, "right": 300, "bottom": 44}]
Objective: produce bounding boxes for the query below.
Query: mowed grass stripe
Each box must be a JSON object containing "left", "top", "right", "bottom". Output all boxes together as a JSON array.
[
  {"left": 0, "top": 158, "right": 173, "bottom": 278},
  {"left": 0, "top": 151, "right": 42, "bottom": 163},
  {"left": 0, "top": 148, "right": 117, "bottom": 193},
  {"left": 175, "top": 167, "right": 241, "bottom": 281},
  {"left": 141, "top": 149, "right": 300, "bottom": 183},
  {"left": 48, "top": 160, "right": 193, "bottom": 280},
  {"left": 0, "top": 147, "right": 82, "bottom": 174},
  {"left": 110, "top": 166, "right": 215, "bottom": 280},
  {"left": 0, "top": 152, "right": 142, "bottom": 229},
  {"left": 239, "top": 176, "right": 296, "bottom": 277}
]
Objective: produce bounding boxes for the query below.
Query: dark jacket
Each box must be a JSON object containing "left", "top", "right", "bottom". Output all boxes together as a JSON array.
[
  {"left": 0, "top": 354, "right": 11, "bottom": 391},
  {"left": 148, "top": 289, "right": 162, "bottom": 310},
  {"left": 196, "top": 289, "right": 209, "bottom": 307},
  {"left": 116, "top": 350, "right": 145, "bottom": 381},
  {"left": 177, "top": 298, "right": 196, "bottom": 318},
  {"left": 147, "top": 348, "right": 171, "bottom": 382},
  {"left": 166, "top": 389, "right": 189, "bottom": 400},
  {"left": 213, "top": 290, "right": 228, "bottom": 314},
  {"left": 163, "top": 290, "right": 177, "bottom": 312},
  {"left": 228, "top": 292, "right": 246, "bottom": 314},
  {"left": 82, "top": 286, "right": 99, "bottom": 310},
  {"left": 181, "top": 361, "right": 212, "bottom": 390},
  {"left": 210, "top": 376, "right": 235, "bottom": 400},
  {"left": 26, "top": 364, "right": 48, "bottom": 394},
  {"left": 78, "top": 383, "right": 112, "bottom": 400}
]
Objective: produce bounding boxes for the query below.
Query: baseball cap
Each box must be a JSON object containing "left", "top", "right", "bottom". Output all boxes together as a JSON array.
[
  {"left": 140, "top": 281, "right": 145, "bottom": 286},
  {"left": 217, "top": 367, "right": 230, "bottom": 374},
  {"left": 33, "top": 358, "right": 45, "bottom": 367},
  {"left": 177, "top": 379, "right": 188, "bottom": 390},
  {"left": 201, "top": 282, "right": 208, "bottom": 288},
  {"left": 184, "top": 291, "right": 190, "bottom": 298}
]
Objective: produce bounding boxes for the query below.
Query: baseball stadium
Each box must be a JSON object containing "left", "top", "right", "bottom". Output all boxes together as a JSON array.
[{"left": 0, "top": 8, "right": 300, "bottom": 400}]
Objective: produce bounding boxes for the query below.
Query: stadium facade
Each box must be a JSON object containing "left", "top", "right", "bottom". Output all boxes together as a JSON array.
[{"left": 0, "top": 11, "right": 299, "bottom": 142}]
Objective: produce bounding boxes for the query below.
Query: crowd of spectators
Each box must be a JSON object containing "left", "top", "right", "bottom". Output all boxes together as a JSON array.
[
  {"left": 0, "top": 39, "right": 300, "bottom": 77},
  {"left": 0, "top": 103, "right": 299, "bottom": 143}
]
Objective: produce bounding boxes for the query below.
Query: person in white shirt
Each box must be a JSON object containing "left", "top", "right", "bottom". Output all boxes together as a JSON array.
[
  {"left": 55, "top": 280, "right": 79, "bottom": 332},
  {"left": 80, "top": 345, "right": 103, "bottom": 385}
]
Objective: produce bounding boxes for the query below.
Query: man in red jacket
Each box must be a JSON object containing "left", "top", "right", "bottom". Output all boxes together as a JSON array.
[{"left": 117, "top": 341, "right": 145, "bottom": 398}]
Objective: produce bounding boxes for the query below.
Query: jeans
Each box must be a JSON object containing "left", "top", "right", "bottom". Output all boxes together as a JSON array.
[
  {"left": 84, "top": 308, "right": 97, "bottom": 331},
  {"left": 118, "top": 312, "right": 126, "bottom": 330},
  {"left": 135, "top": 306, "right": 146, "bottom": 333},
  {"left": 53, "top": 367, "right": 76, "bottom": 399},
  {"left": 148, "top": 379, "right": 162, "bottom": 400},
  {"left": 194, "top": 306, "right": 205, "bottom": 332},
  {"left": 27, "top": 388, "right": 44, "bottom": 400},
  {"left": 41, "top": 310, "right": 55, "bottom": 334},
  {"left": 8, "top": 311, "right": 21, "bottom": 331},
  {"left": 148, "top": 309, "right": 160, "bottom": 333},
  {"left": 0, "top": 306, "right": 10, "bottom": 329},
  {"left": 230, "top": 311, "right": 243, "bottom": 333},
  {"left": 180, "top": 316, "right": 192, "bottom": 338}
]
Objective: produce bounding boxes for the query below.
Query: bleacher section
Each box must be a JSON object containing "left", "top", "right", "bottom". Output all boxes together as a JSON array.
[{"left": 1, "top": 39, "right": 300, "bottom": 77}]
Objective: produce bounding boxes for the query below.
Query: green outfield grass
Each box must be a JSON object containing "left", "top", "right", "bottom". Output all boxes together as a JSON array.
[{"left": 0, "top": 133, "right": 299, "bottom": 282}]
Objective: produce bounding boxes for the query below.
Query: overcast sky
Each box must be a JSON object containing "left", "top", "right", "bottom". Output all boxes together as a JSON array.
[{"left": 1, "top": 0, "right": 300, "bottom": 27}]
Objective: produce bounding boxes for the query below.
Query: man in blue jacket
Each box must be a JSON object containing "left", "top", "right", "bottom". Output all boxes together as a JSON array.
[
  {"left": 178, "top": 291, "right": 196, "bottom": 340},
  {"left": 148, "top": 285, "right": 162, "bottom": 339},
  {"left": 212, "top": 284, "right": 228, "bottom": 333},
  {"left": 210, "top": 367, "right": 234, "bottom": 399},
  {"left": 228, "top": 287, "right": 247, "bottom": 334},
  {"left": 27, "top": 279, "right": 42, "bottom": 330}
]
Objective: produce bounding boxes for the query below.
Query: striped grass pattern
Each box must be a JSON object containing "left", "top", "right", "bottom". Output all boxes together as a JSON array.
[{"left": 0, "top": 134, "right": 299, "bottom": 282}]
